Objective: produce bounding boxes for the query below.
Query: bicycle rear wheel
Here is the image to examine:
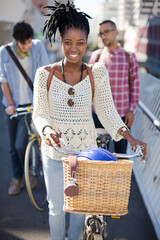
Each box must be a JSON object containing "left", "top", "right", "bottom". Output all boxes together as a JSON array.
[{"left": 25, "top": 138, "right": 47, "bottom": 211}]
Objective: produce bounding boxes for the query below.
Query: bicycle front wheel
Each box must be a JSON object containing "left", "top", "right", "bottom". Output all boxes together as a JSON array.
[
  {"left": 93, "top": 235, "right": 103, "bottom": 240},
  {"left": 83, "top": 233, "right": 103, "bottom": 240},
  {"left": 25, "top": 138, "right": 47, "bottom": 211}
]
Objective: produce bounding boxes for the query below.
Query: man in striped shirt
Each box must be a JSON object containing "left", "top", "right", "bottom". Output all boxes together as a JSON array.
[{"left": 89, "top": 20, "right": 139, "bottom": 153}]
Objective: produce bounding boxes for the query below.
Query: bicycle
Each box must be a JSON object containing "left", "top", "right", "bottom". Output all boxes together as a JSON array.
[
  {"left": 85, "top": 129, "right": 119, "bottom": 240},
  {"left": 11, "top": 106, "right": 47, "bottom": 211},
  {"left": 52, "top": 139, "right": 143, "bottom": 240},
  {"left": 96, "top": 128, "right": 111, "bottom": 150}
]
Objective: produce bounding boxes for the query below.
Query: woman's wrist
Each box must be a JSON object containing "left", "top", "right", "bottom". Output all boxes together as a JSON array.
[
  {"left": 118, "top": 126, "right": 129, "bottom": 137},
  {"left": 118, "top": 126, "right": 134, "bottom": 141},
  {"left": 128, "top": 110, "right": 135, "bottom": 114},
  {"left": 42, "top": 125, "right": 55, "bottom": 136},
  {"left": 122, "top": 130, "right": 134, "bottom": 142}
]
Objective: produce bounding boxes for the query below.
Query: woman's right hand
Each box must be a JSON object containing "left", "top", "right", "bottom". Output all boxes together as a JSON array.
[{"left": 43, "top": 126, "right": 61, "bottom": 148}]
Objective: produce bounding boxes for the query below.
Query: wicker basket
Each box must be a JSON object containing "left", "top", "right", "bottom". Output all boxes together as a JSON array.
[{"left": 62, "top": 157, "right": 133, "bottom": 216}]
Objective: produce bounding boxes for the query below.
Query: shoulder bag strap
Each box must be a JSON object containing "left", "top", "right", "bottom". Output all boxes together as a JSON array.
[
  {"left": 5, "top": 45, "right": 33, "bottom": 91},
  {"left": 45, "top": 63, "right": 57, "bottom": 91},
  {"left": 45, "top": 63, "right": 78, "bottom": 180},
  {"left": 124, "top": 51, "right": 131, "bottom": 86},
  {"left": 84, "top": 63, "right": 95, "bottom": 101},
  {"left": 46, "top": 62, "right": 95, "bottom": 101}
]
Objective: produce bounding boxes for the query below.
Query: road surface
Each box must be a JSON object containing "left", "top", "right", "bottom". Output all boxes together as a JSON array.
[{"left": 0, "top": 89, "right": 158, "bottom": 240}]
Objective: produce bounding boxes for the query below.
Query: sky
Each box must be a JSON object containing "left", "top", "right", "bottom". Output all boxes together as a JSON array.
[{"left": 75, "top": 0, "right": 105, "bottom": 18}]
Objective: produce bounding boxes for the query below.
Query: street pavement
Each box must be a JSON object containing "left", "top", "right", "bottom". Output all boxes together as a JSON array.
[{"left": 0, "top": 88, "right": 158, "bottom": 240}]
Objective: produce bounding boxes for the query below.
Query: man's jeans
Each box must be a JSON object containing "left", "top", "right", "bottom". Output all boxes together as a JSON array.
[
  {"left": 114, "top": 117, "right": 128, "bottom": 153},
  {"left": 42, "top": 154, "right": 85, "bottom": 240},
  {"left": 4, "top": 110, "right": 30, "bottom": 179}
]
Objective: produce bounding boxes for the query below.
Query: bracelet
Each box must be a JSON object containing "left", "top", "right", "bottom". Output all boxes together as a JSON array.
[
  {"left": 42, "top": 125, "right": 54, "bottom": 136},
  {"left": 120, "top": 126, "right": 130, "bottom": 136},
  {"left": 128, "top": 110, "right": 135, "bottom": 114},
  {"left": 9, "top": 104, "right": 15, "bottom": 107}
]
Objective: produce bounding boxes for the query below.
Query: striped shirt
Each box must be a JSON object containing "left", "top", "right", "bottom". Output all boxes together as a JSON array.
[{"left": 89, "top": 44, "right": 139, "bottom": 117}]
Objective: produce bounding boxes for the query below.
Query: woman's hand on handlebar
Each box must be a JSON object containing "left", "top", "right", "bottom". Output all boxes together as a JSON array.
[
  {"left": 121, "top": 129, "right": 147, "bottom": 161},
  {"left": 129, "top": 137, "right": 147, "bottom": 161},
  {"left": 43, "top": 126, "right": 61, "bottom": 148}
]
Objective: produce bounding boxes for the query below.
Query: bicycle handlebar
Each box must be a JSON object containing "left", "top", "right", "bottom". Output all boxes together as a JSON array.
[
  {"left": 52, "top": 138, "right": 143, "bottom": 160},
  {"left": 10, "top": 106, "right": 33, "bottom": 119}
]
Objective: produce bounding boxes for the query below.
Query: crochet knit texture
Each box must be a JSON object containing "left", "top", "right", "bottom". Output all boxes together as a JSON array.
[{"left": 33, "top": 63, "right": 124, "bottom": 160}]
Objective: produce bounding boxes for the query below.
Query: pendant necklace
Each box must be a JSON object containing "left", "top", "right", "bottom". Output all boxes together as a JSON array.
[
  {"left": 61, "top": 59, "right": 84, "bottom": 107},
  {"left": 61, "top": 59, "right": 83, "bottom": 84}
]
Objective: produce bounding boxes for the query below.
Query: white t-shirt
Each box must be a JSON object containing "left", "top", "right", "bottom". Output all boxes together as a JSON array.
[{"left": 18, "top": 57, "right": 30, "bottom": 105}]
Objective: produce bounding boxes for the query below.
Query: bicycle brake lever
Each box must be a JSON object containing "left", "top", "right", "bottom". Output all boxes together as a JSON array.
[
  {"left": 59, "top": 138, "right": 69, "bottom": 150},
  {"left": 10, "top": 112, "right": 18, "bottom": 119}
]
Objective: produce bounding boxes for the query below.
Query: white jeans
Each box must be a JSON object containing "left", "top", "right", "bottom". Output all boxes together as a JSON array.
[{"left": 42, "top": 154, "right": 85, "bottom": 240}]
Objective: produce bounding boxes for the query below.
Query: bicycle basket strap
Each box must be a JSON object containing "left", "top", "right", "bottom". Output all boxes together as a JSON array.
[
  {"left": 64, "top": 155, "right": 79, "bottom": 197},
  {"left": 69, "top": 155, "right": 77, "bottom": 178}
]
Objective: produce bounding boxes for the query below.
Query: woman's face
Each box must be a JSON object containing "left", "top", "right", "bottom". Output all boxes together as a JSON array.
[{"left": 61, "top": 28, "right": 87, "bottom": 63}]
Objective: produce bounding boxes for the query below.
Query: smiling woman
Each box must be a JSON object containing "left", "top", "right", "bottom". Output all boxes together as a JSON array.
[{"left": 32, "top": 1, "right": 147, "bottom": 239}]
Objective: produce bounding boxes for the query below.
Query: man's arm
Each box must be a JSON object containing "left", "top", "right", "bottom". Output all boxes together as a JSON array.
[
  {"left": 0, "top": 46, "right": 15, "bottom": 115},
  {"left": 129, "top": 53, "right": 139, "bottom": 111},
  {"left": 1, "top": 82, "right": 14, "bottom": 105},
  {"left": 1, "top": 82, "right": 16, "bottom": 115},
  {"left": 125, "top": 53, "right": 139, "bottom": 127}
]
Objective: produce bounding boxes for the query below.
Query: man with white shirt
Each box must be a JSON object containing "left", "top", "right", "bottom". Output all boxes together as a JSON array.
[{"left": 0, "top": 21, "right": 49, "bottom": 195}]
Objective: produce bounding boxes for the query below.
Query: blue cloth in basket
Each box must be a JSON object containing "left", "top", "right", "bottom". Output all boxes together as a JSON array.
[{"left": 77, "top": 147, "right": 118, "bottom": 161}]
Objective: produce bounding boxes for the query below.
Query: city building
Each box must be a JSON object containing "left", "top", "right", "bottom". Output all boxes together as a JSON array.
[
  {"left": 124, "top": 0, "right": 160, "bottom": 77},
  {"left": 95, "top": 0, "right": 137, "bottom": 46},
  {"left": 90, "top": 0, "right": 160, "bottom": 77},
  {"left": 0, "top": 0, "right": 47, "bottom": 45}
]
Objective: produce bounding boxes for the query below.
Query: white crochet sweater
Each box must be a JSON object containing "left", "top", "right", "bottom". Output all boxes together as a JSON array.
[{"left": 32, "top": 63, "right": 125, "bottom": 160}]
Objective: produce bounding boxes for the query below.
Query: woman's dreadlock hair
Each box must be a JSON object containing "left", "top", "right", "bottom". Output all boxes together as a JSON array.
[{"left": 43, "top": 0, "right": 91, "bottom": 45}]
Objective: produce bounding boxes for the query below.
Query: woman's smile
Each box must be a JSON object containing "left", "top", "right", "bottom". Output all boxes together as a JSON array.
[{"left": 69, "top": 53, "right": 79, "bottom": 59}]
